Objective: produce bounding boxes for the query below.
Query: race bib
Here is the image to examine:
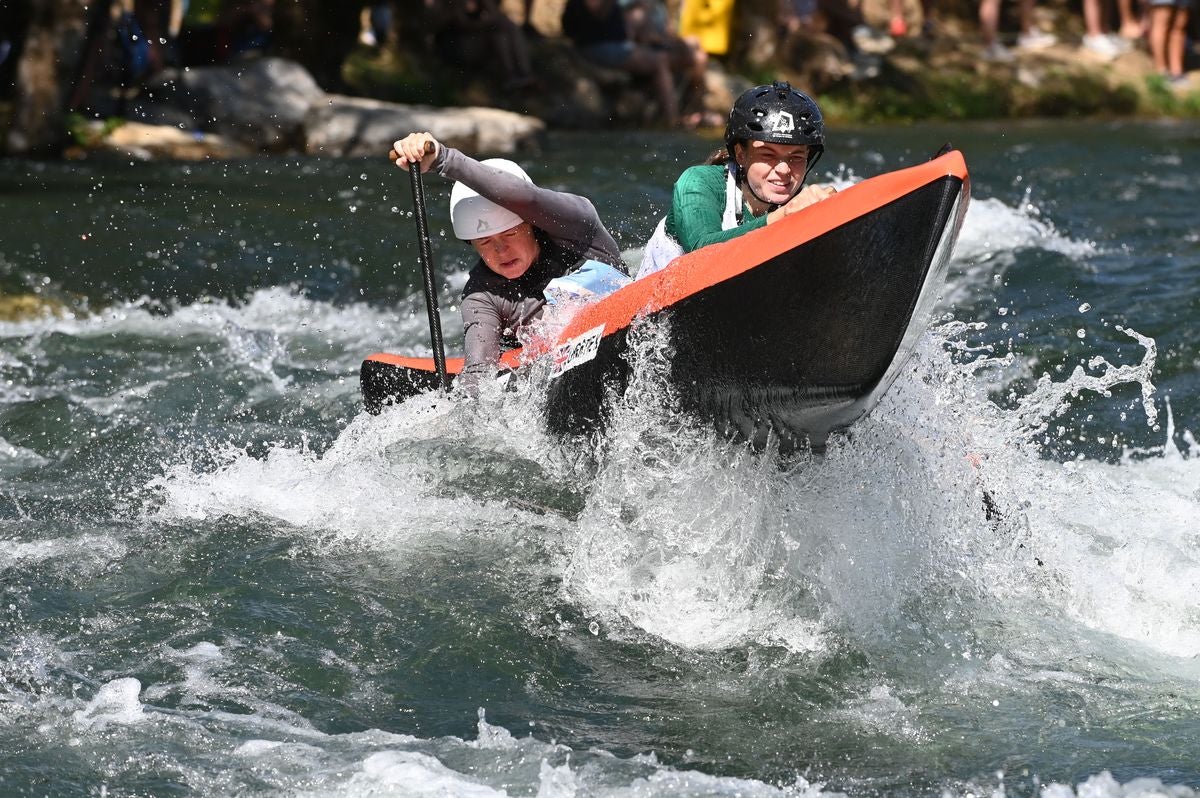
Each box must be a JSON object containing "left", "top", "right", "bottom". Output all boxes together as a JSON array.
[{"left": 550, "top": 324, "right": 605, "bottom": 379}]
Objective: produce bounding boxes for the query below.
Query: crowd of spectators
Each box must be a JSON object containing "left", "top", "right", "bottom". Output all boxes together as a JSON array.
[
  {"left": 420, "top": 0, "right": 1196, "bottom": 125},
  {"left": 23, "top": 0, "right": 1195, "bottom": 131}
]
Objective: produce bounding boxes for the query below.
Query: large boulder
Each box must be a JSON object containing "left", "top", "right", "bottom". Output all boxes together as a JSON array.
[
  {"left": 170, "top": 57, "right": 326, "bottom": 151},
  {"left": 304, "top": 95, "right": 545, "bottom": 157}
]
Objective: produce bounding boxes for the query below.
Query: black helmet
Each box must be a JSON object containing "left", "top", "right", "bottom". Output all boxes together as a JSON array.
[{"left": 725, "top": 81, "right": 825, "bottom": 165}]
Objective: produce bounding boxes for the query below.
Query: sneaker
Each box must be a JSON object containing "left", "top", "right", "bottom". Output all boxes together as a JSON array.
[
  {"left": 1016, "top": 29, "right": 1057, "bottom": 50},
  {"left": 1081, "top": 33, "right": 1121, "bottom": 59},
  {"left": 981, "top": 41, "right": 1014, "bottom": 62},
  {"left": 1107, "top": 32, "right": 1133, "bottom": 53},
  {"left": 852, "top": 24, "right": 895, "bottom": 54}
]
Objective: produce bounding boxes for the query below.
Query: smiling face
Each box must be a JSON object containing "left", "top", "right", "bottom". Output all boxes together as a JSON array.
[
  {"left": 736, "top": 140, "right": 810, "bottom": 207},
  {"left": 469, "top": 222, "right": 540, "bottom": 280}
]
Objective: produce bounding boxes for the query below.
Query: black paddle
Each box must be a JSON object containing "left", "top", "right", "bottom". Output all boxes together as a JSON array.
[{"left": 402, "top": 141, "right": 449, "bottom": 392}]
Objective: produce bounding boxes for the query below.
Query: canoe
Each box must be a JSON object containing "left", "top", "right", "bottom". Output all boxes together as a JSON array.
[{"left": 361, "top": 149, "right": 970, "bottom": 451}]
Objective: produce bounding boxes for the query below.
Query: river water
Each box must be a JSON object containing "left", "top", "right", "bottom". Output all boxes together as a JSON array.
[{"left": 1, "top": 120, "right": 1198, "bottom": 797}]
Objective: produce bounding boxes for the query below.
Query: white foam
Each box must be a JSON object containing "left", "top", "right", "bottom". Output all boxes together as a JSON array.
[
  {"left": 563, "top": 321, "right": 828, "bottom": 652},
  {"left": 0, "top": 287, "right": 445, "bottom": 380},
  {"left": 146, "top": 371, "right": 574, "bottom": 566},
  {"left": 956, "top": 194, "right": 1098, "bottom": 264},
  {"left": 0, "top": 532, "right": 128, "bottom": 576},
  {"left": 1040, "top": 770, "right": 1196, "bottom": 798},
  {"left": 72, "top": 677, "right": 146, "bottom": 729}
]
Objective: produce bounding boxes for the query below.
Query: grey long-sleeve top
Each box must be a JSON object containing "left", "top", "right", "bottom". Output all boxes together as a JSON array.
[{"left": 432, "top": 147, "right": 623, "bottom": 385}]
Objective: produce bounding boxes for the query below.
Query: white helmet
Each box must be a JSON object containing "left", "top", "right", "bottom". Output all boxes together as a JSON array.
[{"left": 449, "top": 158, "right": 533, "bottom": 240}]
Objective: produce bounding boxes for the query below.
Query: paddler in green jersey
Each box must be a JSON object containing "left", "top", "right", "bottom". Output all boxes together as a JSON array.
[{"left": 637, "top": 81, "right": 838, "bottom": 279}]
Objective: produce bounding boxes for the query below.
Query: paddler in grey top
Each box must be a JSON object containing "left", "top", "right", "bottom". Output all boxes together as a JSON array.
[{"left": 391, "top": 132, "right": 624, "bottom": 388}]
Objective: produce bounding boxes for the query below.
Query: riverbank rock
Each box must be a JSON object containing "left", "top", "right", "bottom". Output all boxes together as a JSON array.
[
  {"left": 130, "top": 57, "right": 543, "bottom": 157},
  {"left": 0, "top": 294, "right": 67, "bottom": 322},
  {"left": 304, "top": 95, "right": 545, "bottom": 157},
  {"left": 98, "top": 121, "right": 254, "bottom": 161},
  {"left": 162, "top": 58, "right": 325, "bottom": 151}
]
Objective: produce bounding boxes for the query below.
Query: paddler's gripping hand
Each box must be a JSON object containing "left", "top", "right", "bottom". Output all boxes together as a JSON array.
[
  {"left": 390, "top": 133, "right": 440, "bottom": 173},
  {"left": 767, "top": 184, "right": 838, "bottom": 224}
]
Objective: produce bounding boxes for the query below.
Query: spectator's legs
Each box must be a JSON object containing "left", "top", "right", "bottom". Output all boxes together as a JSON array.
[
  {"left": 491, "top": 15, "right": 534, "bottom": 86},
  {"left": 1117, "top": 0, "right": 1144, "bottom": 38},
  {"left": 1167, "top": 3, "right": 1188, "bottom": 75},
  {"left": 1149, "top": 3, "right": 1173, "bottom": 71},
  {"left": 1014, "top": 0, "right": 1056, "bottom": 47},
  {"left": 625, "top": 46, "right": 678, "bottom": 126},
  {"left": 979, "top": 0, "right": 999, "bottom": 47},
  {"left": 1083, "top": 0, "right": 1106, "bottom": 37},
  {"left": 665, "top": 37, "right": 706, "bottom": 100},
  {"left": 818, "top": 0, "right": 867, "bottom": 53},
  {"left": 1017, "top": 0, "right": 1034, "bottom": 35}
]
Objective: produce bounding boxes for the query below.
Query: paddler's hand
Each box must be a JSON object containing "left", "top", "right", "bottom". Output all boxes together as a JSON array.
[
  {"left": 767, "top": 184, "right": 838, "bottom": 224},
  {"left": 390, "top": 133, "right": 440, "bottom": 173}
]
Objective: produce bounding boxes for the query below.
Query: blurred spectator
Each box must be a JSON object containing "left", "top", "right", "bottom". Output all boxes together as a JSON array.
[
  {"left": 223, "top": 0, "right": 274, "bottom": 58},
  {"left": 178, "top": 0, "right": 223, "bottom": 65},
  {"left": 66, "top": 0, "right": 161, "bottom": 115},
  {"left": 1148, "top": 0, "right": 1188, "bottom": 81},
  {"left": 359, "top": 2, "right": 395, "bottom": 47},
  {"left": 562, "top": 0, "right": 682, "bottom": 126},
  {"left": 621, "top": 0, "right": 714, "bottom": 124},
  {"left": 778, "top": 0, "right": 893, "bottom": 77},
  {"left": 433, "top": 0, "right": 537, "bottom": 90},
  {"left": 780, "top": 0, "right": 817, "bottom": 32},
  {"left": 979, "top": 0, "right": 1057, "bottom": 61}
]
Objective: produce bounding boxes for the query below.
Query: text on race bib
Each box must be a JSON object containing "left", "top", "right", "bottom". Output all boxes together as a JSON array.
[{"left": 550, "top": 324, "right": 605, "bottom": 379}]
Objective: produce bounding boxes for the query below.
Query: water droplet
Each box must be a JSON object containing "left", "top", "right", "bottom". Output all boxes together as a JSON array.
[
  {"left": 1078, "top": 302, "right": 1091, "bottom": 313},
  {"left": 997, "top": 307, "right": 1008, "bottom": 316},
  {"left": 1076, "top": 328, "right": 1086, "bottom": 339},
  {"left": 588, "top": 621, "right": 600, "bottom": 636}
]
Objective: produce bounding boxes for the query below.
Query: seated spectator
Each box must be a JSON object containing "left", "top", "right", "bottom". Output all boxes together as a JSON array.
[
  {"left": 431, "top": 0, "right": 537, "bottom": 90},
  {"left": 561, "top": 0, "right": 682, "bottom": 127},
  {"left": 620, "top": 0, "right": 715, "bottom": 126},
  {"left": 778, "top": 0, "right": 887, "bottom": 81},
  {"left": 809, "top": 0, "right": 894, "bottom": 77}
]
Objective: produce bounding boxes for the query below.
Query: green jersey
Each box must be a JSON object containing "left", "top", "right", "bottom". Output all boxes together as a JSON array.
[{"left": 664, "top": 164, "right": 767, "bottom": 253}]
